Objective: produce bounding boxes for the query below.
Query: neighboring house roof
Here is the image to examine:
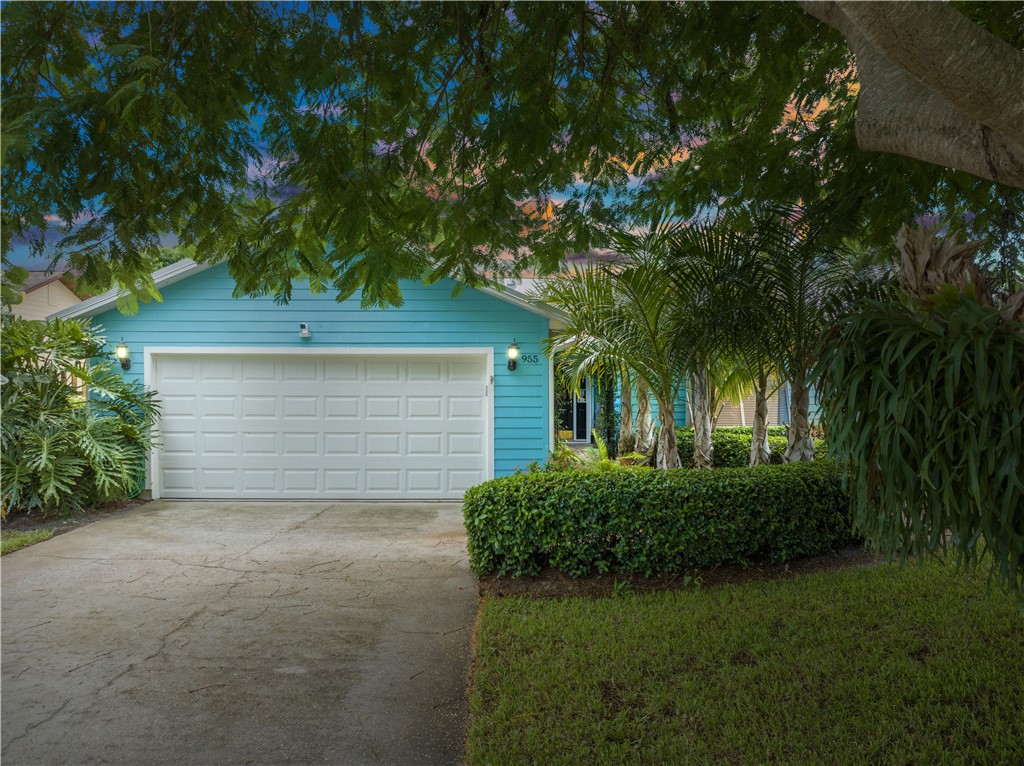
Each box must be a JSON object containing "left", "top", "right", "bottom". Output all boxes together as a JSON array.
[
  {"left": 22, "top": 271, "right": 68, "bottom": 291},
  {"left": 53, "top": 259, "right": 563, "bottom": 321},
  {"left": 12, "top": 271, "right": 83, "bottom": 321}
]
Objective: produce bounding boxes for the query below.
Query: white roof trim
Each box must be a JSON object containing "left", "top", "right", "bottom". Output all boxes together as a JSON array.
[
  {"left": 476, "top": 284, "right": 562, "bottom": 320},
  {"left": 51, "top": 259, "right": 213, "bottom": 320},
  {"left": 49, "top": 257, "right": 562, "bottom": 321}
]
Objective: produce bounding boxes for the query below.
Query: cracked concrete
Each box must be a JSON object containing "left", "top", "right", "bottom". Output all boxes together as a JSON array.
[{"left": 1, "top": 501, "right": 477, "bottom": 765}]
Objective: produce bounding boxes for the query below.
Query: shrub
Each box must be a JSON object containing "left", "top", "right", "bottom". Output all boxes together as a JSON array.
[
  {"left": 464, "top": 461, "right": 855, "bottom": 577},
  {"left": 568, "top": 430, "right": 648, "bottom": 471},
  {"left": 1, "top": 316, "right": 160, "bottom": 518},
  {"left": 676, "top": 426, "right": 784, "bottom": 467}
]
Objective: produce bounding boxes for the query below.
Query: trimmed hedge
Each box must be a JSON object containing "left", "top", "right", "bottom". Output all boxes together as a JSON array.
[
  {"left": 464, "top": 461, "right": 855, "bottom": 577},
  {"left": 675, "top": 426, "right": 827, "bottom": 467},
  {"left": 676, "top": 426, "right": 787, "bottom": 467}
]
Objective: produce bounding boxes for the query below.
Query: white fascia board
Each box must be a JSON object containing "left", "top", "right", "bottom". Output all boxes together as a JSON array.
[
  {"left": 476, "top": 283, "right": 564, "bottom": 321},
  {"left": 50, "top": 259, "right": 213, "bottom": 320}
]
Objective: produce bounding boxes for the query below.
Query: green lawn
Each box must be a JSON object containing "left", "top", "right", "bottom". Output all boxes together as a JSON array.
[
  {"left": 1, "top": 528, "right": 54, "bottom": 555},
  {"left": 469, "top": 559, "right": 1024, "bottom": 765}
]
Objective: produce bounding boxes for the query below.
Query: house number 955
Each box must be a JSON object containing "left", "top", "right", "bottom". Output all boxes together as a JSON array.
[{"left": 519, "top": 353, "right": 540, "bottom": 364}]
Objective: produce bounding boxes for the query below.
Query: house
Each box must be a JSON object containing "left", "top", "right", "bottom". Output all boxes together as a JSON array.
[
  {"left": 10, "top": 271, "right": 82, "bottom": 320},
  {"left": 54, "top": 260, "right": 559, "bottom": 501}
]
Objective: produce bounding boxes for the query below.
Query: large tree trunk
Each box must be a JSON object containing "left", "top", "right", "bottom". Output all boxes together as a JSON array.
[
  {"left": 784, "top": 370, "right": 816, "bottom": 462},
  {"left": 617, "top": 370, "right": 635, "bottom": 455},
  {"left": 690, "top": 365, "right": 714, "bottom": 469},
  {"left": 655, "top": 400, "right": 681, "bottom": 469},
  {"left": 749, "top": 370, "right": 772, "bottom": 467},
  {"left": 635, "top": 379, "right": 655, "bottom": 459},
  {"left": 799, "top": 1, "right": 1024, "bottom": 188}
]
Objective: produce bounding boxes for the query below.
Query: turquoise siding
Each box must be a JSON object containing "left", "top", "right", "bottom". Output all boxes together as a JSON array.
[{"left": 94, "top": 263, "right": 550, "bottom": 477}]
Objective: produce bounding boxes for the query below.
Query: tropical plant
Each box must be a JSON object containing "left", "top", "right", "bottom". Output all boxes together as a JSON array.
[
  {"left": 817, "top": 224, "right": 1024, "bottom": 598},
  {"left": 569, "top": 431, "right": 648, "bottom": 472},
  {"left": 663, "top": 214, "right": 773, "bottom": 467},
  {"left": 0, "top": 316, "right": 160, "bottom": 518},
  {"left": 542, "top": 221, "right": 690, "bottom": 469}
]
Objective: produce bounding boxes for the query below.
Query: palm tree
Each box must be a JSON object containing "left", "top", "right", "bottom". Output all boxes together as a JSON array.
[
  {"left": 542, "top": 233, "right": 690, "bottom": 469},
  {"left": 663, "top": 216, "right": 773, "bottom": 467},
  {"left": 761, "top": 210, "right": 865, "bottom": 462}
]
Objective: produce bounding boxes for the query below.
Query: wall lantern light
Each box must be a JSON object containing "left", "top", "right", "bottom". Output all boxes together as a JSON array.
[
  {"left": 507, "top": 340, "right": 520, "bottom": 371},
  {"left": 115, "top": 339, "right": 131, "bottom": 371}
]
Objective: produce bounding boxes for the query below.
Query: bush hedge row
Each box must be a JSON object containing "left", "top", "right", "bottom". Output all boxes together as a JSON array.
[
  {"left": 675, "top": 426, "right": 827, "bottom": 467},
  {"left": 676, "top": 426, "right": 786, "bottom": 467},
  {"left": 464, "top": 461, "right": 855, "bottom": 577}
]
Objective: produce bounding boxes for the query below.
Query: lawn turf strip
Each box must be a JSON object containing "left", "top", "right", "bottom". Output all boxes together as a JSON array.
[
  {"left": 1, "top": 529, "right": 54, "bottom": 555},
  {"left": 468, "top": 559, "right": 1024, "bottom": 765}
]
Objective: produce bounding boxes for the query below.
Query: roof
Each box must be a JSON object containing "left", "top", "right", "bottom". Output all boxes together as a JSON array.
[
  {"left": 21, "top": 271, "right": 69, "bottom": 292},
  {"left": 52, "top": 259, "right": 563, "bottom": 321}
]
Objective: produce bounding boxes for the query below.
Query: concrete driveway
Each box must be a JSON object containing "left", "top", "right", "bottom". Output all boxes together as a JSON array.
[{"left": 1, "top": 501, "right": 478, "bottom": 765}]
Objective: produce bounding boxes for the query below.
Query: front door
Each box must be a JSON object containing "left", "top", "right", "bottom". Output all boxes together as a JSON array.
[{"left": 557, "top": 377, "right": 592, "bottom": 442}]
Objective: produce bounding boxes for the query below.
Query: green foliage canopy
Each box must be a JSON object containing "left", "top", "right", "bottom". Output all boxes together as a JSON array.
[{"left": 3, "top": 2, "right": 1020, "bottom": 305}]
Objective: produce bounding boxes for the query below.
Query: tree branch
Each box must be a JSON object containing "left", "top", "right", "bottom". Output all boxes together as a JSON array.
[{"left": 800, "top": 0, "right": 1024, "bottom": 188}]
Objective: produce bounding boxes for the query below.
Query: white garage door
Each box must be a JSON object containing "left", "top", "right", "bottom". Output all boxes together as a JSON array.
[{"left": 152, "top": 352, "right": 490, "bottom": 499}]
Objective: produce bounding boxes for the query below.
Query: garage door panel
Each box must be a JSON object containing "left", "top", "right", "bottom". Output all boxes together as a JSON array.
[
  {"left": 154, "top": 354, "right": 488, "bottom": 499},
  {"left": 283, "top": 470, "right": 319, "bottom": 491},
  {"left": 282, "top": 396, "right": 319, "bottom": 418},
  {"left": 325, "top": 470, "right": 360, "bottom": 492},
  {"left": 448, "top": 397, "right": 484, "bottom": 418},
  {"left": 366, "top": 469, "right": 402, "bottom": 492},
  {"left": 283, "top": 359, "right": 319, "bottom": 381},
  {"left": 366, "top": 396, "right": 402, "bottom": 419},
  {"left": 241, "top": 469, "right": 277, "bottom": 492},
  {"left": 201, "top": 469, "right": 237, "bottom": 491},
  {"left": 449, "top": 470, "right": 486, "bottom": 492},
  {"left": 407, "top": 359, "right": 443, "bottom": 380},
  {"left": 242, "top": 432, "right": 278, "bottom": 454},
  {"left": 325, "top": 396, "right": 360, "bottom": 418},
  {"left": 324, "top": 359, "right": 360, "bottom": 380},
  {"left": 449, "top": 433, "right": 484, "bottom": 456},
  {"left": 324, "top": 433, "right": 360, "bottom": 455},
  {"left": 200, "top": 432, "right": 239, "bottom": 455},
  {"left": 407, "top": 396, "right": 443, "bottom": 419},
  {"left": 241, "top": 396, "right": 278, "bottom": 418},
  {"left": 241, "top": 359, "right": 278, "bottom": 381},
  {"left": 407, "top": 470, "right": 443, "bottom": 492},
  {"left": 366, "top": 360, "right": 401, "bottom": 381},
  {"left": 201, "top": 396, "right": 238, "bottom": 418},
  {"left": 408, "top": 433, "right": 443, "bottom": 455},
  {"left": 198, "top": 359, "right": 237, "bottom": 381},
  {"left": 365, "top": 432, "right": 402, "bottom": 455}
]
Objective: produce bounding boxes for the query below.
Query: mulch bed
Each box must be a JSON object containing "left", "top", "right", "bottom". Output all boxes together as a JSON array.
[
  {"left": 1, "top": 498, "right": 150, "bottom": 538},
  {"left": 478, "top": 544, "right": 886, "bottom": 599}
]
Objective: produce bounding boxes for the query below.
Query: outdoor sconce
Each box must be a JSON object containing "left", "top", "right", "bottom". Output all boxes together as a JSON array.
[
  {"left": 507, "top": 340, "right": 520, "bottom": 371},
  {"left": 115, "top": 339, "right": 131, "bottom": 371}
]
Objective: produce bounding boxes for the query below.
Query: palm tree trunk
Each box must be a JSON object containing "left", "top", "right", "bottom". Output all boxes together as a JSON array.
[
  {"left": 690, "top": 365, "right": 714, "bottom": 468},
  {"left": 655, "top": 400, "right": 681, "bottom": 469},
  {"left": 749, "top": 370, "right": 772, "bottom": 466},
  {"left": 617, "top": 370, "right": 635, "bottom": 455},
  {"left": 709, "top": 379, "right": 720, "bottom": 430},
  {"left": 784, "top": 369, "right": 816, "bottom": 462},
  {"left": 635, "top": 379, "right": 655, "bottom": 458}
]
